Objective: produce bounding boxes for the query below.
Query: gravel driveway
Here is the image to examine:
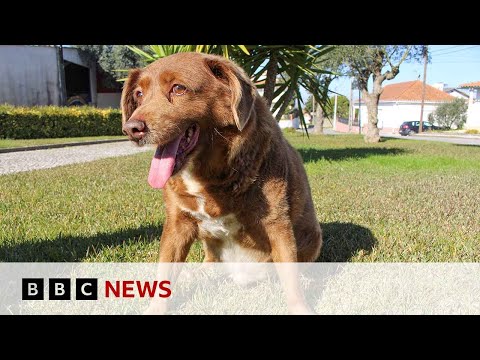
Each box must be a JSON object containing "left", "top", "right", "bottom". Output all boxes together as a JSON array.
[{"left": 0, "top": 141, "right": 153, "bottom": 175}]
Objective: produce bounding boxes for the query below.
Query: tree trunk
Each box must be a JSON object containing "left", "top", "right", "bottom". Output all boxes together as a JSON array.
[
  {"left": 364, "top": 94, "right": 381, "bottom": 143},
  {"left": 363, "top": 81, "right": 382, "bottom": 143},
  {"left": 263, "top": 53, "right": 278, "bottom": 108},
  {"left": 313, "top": 105, "right": 324, "bottom": 134},
  {"left": 275, "top": 86, "right": 296, "bottom": 121}
]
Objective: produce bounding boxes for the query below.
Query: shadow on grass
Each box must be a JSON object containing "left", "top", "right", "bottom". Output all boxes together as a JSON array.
[
  {"left": 319, "top": 222, "right": 377, "bottom": 262},
  {"left": 298, "top": 147, "right": 406, "bottom": 163},
  {"left": 0, "top": 224, "right": 163, "bottom": 262},
  {"left": 378, "top": 137, "right": 408, "bottom": 142},
  {"left": 1, "top": 221, "right": 375, "bottom": 263},
  {"left": 454, "top": 143, "right": 480, "bottom": 147}
]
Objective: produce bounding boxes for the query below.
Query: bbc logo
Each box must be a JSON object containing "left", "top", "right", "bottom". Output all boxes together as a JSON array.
[{"left": 22, "top": 278, "right": 98, "bottom": 300}]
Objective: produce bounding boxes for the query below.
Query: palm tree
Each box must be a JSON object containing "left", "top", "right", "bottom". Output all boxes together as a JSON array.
[{"left": 126, "top": 45, "right": 335, "bottom": 134}]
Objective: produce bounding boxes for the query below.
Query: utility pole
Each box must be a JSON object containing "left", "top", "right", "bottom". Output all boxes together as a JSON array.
[
  {"left": 358, "top": 87, "right": 361, "bottom": 134},
  {"left": 349, "top": 77, "right": 354, "bottom": 132},
  {"left": 312, "top": 95, "right": 316, "bottom": 124},
  {"left": 419, "top": 45, "right": 428, "bottom": 133}
]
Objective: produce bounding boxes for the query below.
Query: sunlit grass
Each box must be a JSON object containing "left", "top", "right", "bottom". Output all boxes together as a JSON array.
[
  {"left": 1, "top": 133, "right": 479, "bottom": 262},
  {"left": 0, "top": 136, "right": 126, "bottom": 149}
]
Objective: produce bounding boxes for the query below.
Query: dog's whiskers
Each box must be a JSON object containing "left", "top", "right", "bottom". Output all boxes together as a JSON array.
[{"left": 214, "top": 127, "right": 230, "bottom": 142}]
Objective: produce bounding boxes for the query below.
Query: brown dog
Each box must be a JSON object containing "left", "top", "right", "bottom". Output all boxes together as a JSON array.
[{"left": 122, "top": 52, "right": 322, "bottom": 267}]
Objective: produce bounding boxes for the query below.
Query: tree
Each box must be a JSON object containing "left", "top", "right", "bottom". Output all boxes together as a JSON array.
[
  {"left": 75, "top": 45, "right": 148, "bottom": 89},
  {"left": 430, "top": 98, "right": 468, "bottom": 130},
  {"left": 305, "top": 94, "right": 349, "bottom": 124},
  {"left": 240, "top": 45, "right": 333, "bottom": 128},
  {"left": 335, "top": 45, "right": 425, "bottom": 143},
  {"left": 326, "top": 95, "right": 349, "bottom": 119},
  {"left": 302, "top": 47, "right": 345, "bottom": 135},
  {"left": 127, "top": 45, "right": 334, "bottom": 132},
  {"left": 304, "top": 95, "right": 314, "bottom": 113}
]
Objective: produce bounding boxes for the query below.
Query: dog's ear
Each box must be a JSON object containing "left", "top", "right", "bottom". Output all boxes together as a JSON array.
[
  {"left": 121, "top": 68, "right": 142, "bottom": 124},
  {"left": 206, "top": 58, "right": 256, "bottom": 131}
]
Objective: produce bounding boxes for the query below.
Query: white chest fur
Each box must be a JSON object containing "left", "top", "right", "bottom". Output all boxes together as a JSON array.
[{"left": 179, "top": 168, "right": 260, "bottom": 262}]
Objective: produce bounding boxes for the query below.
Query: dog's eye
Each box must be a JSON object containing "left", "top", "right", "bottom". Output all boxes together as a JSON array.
[
  {"left": 135, "top": 90, "right": 143, "bottom": 98},
  {"left": 171, "top": 84, "right": 187, "bottom": 96}
]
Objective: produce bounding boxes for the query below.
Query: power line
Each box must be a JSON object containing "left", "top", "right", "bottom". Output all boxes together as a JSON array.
[
  {"left": 433, "top": 59, "right": 480, "bottom": 63},
  {"left": 432, "top": 45, "right": 480, "bottom": 57},
  {"left": 433, "top": 56, "right": 480, "bottom": 59},
  {"left": 430, "top": 45, "right": 465, "bottom": 54},
  {"left": 431, "top": 45, "right": 478, "bottom": 55},
  {"left": 432, "top": 58, "right": 480, "bottom": 63}
]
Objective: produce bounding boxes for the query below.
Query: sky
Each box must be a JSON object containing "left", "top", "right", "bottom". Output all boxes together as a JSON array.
[{"left": 328, "top": 45, "right": 480, "bottom": 99}]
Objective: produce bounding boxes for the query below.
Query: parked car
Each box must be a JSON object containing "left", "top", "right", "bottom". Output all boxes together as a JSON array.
[{"left": 399, "top": 121, "right": 442, "bottom": 136}]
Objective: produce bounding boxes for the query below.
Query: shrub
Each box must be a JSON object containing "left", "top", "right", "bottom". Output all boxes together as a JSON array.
[
  {"left": 429, "top": 98, "right": 468, "bottom": 130},
  {"left": 0, "top": 105, "right": 122, "bottom": 139},
  {"left": 465, "top": 129, "right": 479, "bottom": 134}
]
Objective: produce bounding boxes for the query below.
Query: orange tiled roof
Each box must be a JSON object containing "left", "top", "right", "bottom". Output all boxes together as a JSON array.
[
  {"left": 459, "top": 81, "right": 480, "bottom": 88},
  {"left": 380, "top": 80, "right": 454, "bottom": 102}
]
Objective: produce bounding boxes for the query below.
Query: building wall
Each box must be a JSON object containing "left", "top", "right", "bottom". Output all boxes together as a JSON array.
[
  {"left": 0, "top": 45, "right": 60, "bottom": 106},
  {"left": 466, "top": 102, "right": 480, "bottom": 129},
  {"left": 448, "top": 91, "right": 469, "bottom": 100},
  {"left": 334, "top": 120, "right": 365, "bottom": 134},
  {"left": 466, "top": 88, "right": 479, "bottom": 101},
  {"left": 63, "top": 47, "right": 97, "bottom": 107},
  {"left": 97, "top": 93, "right": 121, "bottom": 109},
  {"left": 431, "top": 82, "right": 445, "bottom": 91},
  {"left": 357, "top": 101, "right": 442, "bottom": 133}
]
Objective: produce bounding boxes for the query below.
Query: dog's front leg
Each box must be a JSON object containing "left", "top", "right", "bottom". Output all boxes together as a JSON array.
[
  {"left": 144, "top": 212, "right": 197, "bottom": 315},
  {"left": 158, "top": 212, "right": 197, "bottom": 262},
  {"left": 266, "top": 221, "right": 315, "bottom": 315}
]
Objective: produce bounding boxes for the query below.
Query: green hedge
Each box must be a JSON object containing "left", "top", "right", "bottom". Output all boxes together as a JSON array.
[{"left": 0, "top": 105, "right": 123, "bottom": 139}]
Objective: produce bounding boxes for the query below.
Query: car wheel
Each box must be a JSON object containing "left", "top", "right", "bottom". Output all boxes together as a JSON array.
[{"left": 67, "top": 96, "right": 88, "bottom": 107}]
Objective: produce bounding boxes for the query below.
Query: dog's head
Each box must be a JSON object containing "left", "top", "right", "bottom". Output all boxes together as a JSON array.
[{"left": 121, "top": 52, "right": 257, "bottom": 189}]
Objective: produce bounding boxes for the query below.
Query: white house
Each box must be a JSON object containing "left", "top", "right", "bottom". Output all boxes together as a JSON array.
[
  {"left": 431, "top": 82, "right": 469, "bottom": 100},
  {"left": 352, "top": 80, "right": 455, "bottom": 133},
  {"left": 459, "top": 81, "right": 480, "bottom": 130},
  {"left": 444, "top": 88, "right": 469, "bottom": 100}
]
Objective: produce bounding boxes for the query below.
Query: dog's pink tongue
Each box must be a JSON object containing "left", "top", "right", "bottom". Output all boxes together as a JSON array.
[{"left": 148, "top": 136, "right": 182, "bottom": 189}]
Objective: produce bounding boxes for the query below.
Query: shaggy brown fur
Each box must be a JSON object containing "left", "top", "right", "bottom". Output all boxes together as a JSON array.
[{"left": 121, "top": 52, "right": 322, "bottom": 264}]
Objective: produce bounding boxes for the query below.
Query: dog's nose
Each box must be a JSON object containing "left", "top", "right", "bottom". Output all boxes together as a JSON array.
[{"left": 123, "top": 120, "right": 146, "bottom": 140}]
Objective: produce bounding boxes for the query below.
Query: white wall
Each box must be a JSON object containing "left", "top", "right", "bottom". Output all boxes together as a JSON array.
[
  {"left": 97, "top": 93, "right": 121, "bottom": 109},
  {"left": 432, "top": 82, "right": 445, "bottom": 91},
  {"left": 448, "top": 91, "right": 469, "bottom": 100},
  {"left": 0, "top": 45, "right": 60, "bottom": 106},
  {"left": 466, "top": 102, "right": 480, "bottom": 129},
  {"left": 357, "top": 101, "right": 443, "bottom": 131}
]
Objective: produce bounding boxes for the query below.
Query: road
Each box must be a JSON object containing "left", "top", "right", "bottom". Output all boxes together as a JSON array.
[
  {"left": 1, "top": 131, "right": 478, "bottom": 176},
  {"left": 379, "top": 133, "right": 480, "bottom": 146},
  {"left": 318, "top": 128, "right": 480, "bottom": 146},
  {"left": 0, "top": 141, "right": 152, "bottom": 175}
]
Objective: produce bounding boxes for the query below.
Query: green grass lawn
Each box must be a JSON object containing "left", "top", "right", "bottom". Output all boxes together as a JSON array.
[
  {"left": 0, "top": 136, "right": 126, "bottom": 149},
  {"left": 1, "top": 133, "right": 479, "bottom": 262}
]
